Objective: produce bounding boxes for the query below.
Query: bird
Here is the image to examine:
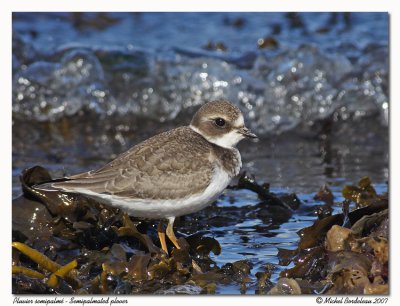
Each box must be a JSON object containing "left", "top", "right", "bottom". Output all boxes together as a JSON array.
[{"left": 36, "top": 100, "right": 257, "bottom": 254}]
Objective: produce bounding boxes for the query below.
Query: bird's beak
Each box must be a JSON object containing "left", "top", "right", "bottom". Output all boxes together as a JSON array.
[{"left": 238, "top": 126, "right": 258, "bottom": 139}]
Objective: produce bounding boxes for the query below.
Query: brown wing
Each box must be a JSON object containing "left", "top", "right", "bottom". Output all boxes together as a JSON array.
[{"left": 52, "top": 127, "right": 214, "bottom": 199}]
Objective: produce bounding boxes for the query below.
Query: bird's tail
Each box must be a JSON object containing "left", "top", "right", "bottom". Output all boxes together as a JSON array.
[{"left": 33, "top": 178, "right": 71, "bottom": 192}]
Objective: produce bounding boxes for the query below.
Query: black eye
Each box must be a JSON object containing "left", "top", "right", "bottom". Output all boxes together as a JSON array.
[{"left": 215, "top": 118, "right": 226, "bottom": 127}]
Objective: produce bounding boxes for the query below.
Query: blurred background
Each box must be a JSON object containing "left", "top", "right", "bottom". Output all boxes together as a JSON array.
[
  {"left": 12, "top": 12, "right": 389, "bottom": 293},
  {"left": 12, "top": 12, "right": 388, "bottom": 196}
]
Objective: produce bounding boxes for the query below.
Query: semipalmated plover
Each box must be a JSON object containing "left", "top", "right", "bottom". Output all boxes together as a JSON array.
[{"left": 36, "top": 100, "right": 257, "bottom": 253}]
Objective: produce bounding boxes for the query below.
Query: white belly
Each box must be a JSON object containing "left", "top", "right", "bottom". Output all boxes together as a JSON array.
[{"left": 74, "top": 167, "right": 233, "bottom": 219}]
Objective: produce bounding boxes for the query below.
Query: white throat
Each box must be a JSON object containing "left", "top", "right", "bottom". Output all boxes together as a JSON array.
[{"left": 190, "top": 125, "right": 244, "bottom": 149}]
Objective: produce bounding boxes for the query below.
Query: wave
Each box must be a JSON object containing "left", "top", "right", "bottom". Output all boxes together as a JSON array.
[{"left": 12, "top": 34, "right": 388, "bottom": 135}]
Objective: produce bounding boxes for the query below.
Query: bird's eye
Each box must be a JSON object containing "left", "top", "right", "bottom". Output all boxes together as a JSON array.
[{"left": 215, "top": 118, "right": 226, "bottom": 127}]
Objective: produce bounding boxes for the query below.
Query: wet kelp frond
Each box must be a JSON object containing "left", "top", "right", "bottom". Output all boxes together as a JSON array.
[
  {"left": 12, "top": 242, "right": 79, "bottom": 289},
  {"left": 12, "top": 166, "right": 388, "bottom": 294},
  {"left": 12, "top": 242, "right": 61, "bottom": 272},
  {"left": 273, "top": 178, "right": 388, "bottom": 295}
]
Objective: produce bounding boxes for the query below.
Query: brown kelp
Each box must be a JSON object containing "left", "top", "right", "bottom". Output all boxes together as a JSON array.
[
  {"left": 12, "top": 166, "right": 259, "bottom": 294},
  {"left": 12, "top": 167, "right": 388, "bottom": 294},
  {"left": 272, "top": 177, "right": 388, "bottom": 294}
]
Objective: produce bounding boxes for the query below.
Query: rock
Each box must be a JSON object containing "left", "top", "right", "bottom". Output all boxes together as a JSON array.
[
  {"left": 326, "top": 225, "right": 353, "bottom": 252},
  {"left": 364, "top": 283, "right": 389, "bottom": 294},
  {"left": 268, "top": 278, "right": 301, "bottom": 295},
  {"left": 327, "top": 251, "right": 372, "bottom": 294},
  {"left": 155, "top": 284, "right": 203, "bottom": 295}
]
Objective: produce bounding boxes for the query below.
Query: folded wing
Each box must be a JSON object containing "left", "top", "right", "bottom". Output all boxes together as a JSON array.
[{"left": 48, "top": 127, "right": 214, "bottom": 200}]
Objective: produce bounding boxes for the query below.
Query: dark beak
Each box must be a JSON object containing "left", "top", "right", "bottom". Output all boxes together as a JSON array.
[{"left": 239, "top": 127, "right": 258, "bottom": 139}]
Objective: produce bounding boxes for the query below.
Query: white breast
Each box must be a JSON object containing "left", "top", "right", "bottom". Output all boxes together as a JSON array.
[{"left": 71, "top": 166, "right": 233, "bottom": 219}]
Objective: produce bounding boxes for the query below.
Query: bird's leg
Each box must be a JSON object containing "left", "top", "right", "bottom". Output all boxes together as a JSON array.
[
  {"left": 166, "top": 217, "right": 181, "bottom": 250},
  {"left": 157, "top": 221, "right": 168, "bottom": 254}
]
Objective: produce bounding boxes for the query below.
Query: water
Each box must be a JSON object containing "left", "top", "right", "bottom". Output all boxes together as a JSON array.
[{"left": 12, "top": 12, "right": 388, "bottom": 294}]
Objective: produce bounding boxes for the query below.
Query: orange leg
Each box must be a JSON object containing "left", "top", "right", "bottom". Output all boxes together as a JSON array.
[
  {"left": 157, "top": 221, "right": 168, "bottom": 254},
  {"left": 166, "top": 217, "right": 181, "bottom": 250}
]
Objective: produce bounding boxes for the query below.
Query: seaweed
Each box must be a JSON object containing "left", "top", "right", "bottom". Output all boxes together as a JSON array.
[
  {"left": 276, "top": 177, "right": 388, "bottom": 294},
  {"left": 12, "top": 166, "right": 246, "bottom": 294},
  {"left": 12, "top": 167, "right": 389, "bottom": 294}
]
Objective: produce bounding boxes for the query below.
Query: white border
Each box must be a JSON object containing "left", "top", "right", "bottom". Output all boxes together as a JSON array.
[{"left": 3, "top": 1, "right": 398, "bottom": 305}]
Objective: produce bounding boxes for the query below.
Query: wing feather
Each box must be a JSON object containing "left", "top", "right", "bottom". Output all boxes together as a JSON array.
[{"left": 51, "top": 127, "right": 215, "bottom": 200}]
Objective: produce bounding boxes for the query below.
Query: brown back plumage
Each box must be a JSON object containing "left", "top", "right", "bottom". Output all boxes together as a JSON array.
[{"left": 51, "top": 126, "right": 238, "bottom": 200}]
